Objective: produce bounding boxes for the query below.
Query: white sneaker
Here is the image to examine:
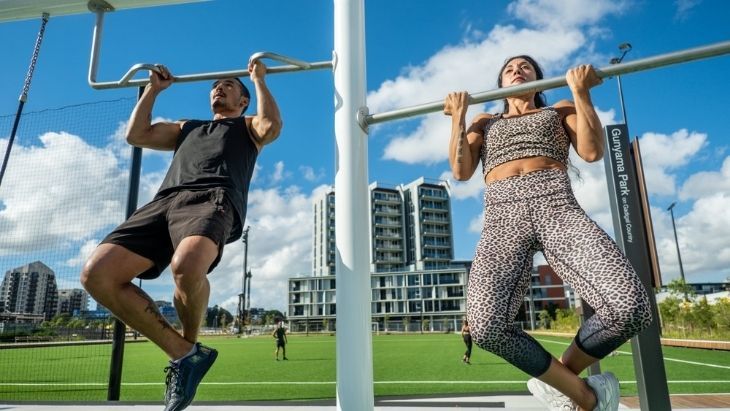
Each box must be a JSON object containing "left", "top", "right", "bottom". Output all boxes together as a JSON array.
[
  {"left": 584, "top": 372, "right": 620, "bottom": 411},
  {"left": 527, "top": 378, "right": 577, "bottom": 410}
]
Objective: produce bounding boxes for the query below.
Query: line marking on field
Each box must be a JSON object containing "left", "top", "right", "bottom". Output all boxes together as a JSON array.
[
  {"left": 536, "top": 338, "right": 730, "bottom": 370},
  {"left": 3, "top": 380, "right": 730, "bottom": 387}
]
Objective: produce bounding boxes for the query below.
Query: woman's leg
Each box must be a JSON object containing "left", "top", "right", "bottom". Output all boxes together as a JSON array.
[
  {"left": 533, "top": 191, "right": 652, "bottom": 409},
  {"left": 539, "top": 204, "right": 652, "bottom": 367},
  {"left": 467, "top": 200, "right": 551, "bottom": 377}
]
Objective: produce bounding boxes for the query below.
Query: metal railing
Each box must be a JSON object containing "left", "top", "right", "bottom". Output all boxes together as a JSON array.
[
  {"left": 364, "top": 40, "right": 730, "bottom": 126},
  {"left": 87, "top": 7, "right": 332, "bottom": 89}
]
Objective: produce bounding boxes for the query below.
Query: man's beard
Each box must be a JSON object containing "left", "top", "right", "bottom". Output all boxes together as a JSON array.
[{"left": 212, "top": 100, "right": 229, "bottom": 110}]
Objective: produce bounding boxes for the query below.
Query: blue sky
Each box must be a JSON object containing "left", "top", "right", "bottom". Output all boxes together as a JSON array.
[{"left": 0, "top": 0, "right": 728, "bottom": 313}]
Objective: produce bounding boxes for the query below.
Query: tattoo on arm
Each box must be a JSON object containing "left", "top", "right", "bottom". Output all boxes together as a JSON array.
[
  {"left": 133, "top": 286, "right": 172, "bottom": 331},
  {"left": 456, "top": 126, "right": 465, "bottom": 164}
]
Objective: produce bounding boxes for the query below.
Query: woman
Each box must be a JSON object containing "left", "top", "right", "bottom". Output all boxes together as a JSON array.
[
  {"left": 443, "top": 56, "right": 652, "bottom": 411},
  {"left": 461, "top": 319, "right": 472, "bottom": 364}
]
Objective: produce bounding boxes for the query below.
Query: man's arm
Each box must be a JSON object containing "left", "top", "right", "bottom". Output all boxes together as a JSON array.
[
  {"left": 126, "top": 65, "right": 182, "bottom": 151},
  {"left": 246, "top": 60, "right": 283, "bottom": 150}
]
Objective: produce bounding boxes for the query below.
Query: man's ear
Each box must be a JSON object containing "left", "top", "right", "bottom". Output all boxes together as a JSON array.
[{"left": 240, "top": 96, "right": 250, "bottom": 108}]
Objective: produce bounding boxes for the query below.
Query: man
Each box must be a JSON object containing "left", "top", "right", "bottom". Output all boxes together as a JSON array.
[
  {"left": 80, "top": 58, "right": 281, "bottom": 411},
  {"left": 273, "top": 320, "right": 288, "bottom": 360}
]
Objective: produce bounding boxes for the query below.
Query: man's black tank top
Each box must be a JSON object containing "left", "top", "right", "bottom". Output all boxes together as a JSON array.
[{"left": 155, "top": 116, "right": 258, "bottom": 243}]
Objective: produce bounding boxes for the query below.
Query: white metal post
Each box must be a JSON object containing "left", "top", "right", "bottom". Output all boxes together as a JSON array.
[{"left": 333, "top": 0, "right": 374, "bottom": 410}]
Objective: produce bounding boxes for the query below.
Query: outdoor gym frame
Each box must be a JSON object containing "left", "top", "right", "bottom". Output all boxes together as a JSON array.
[{"left": 2, "top": 0, "right": 730, "bottom": 410}]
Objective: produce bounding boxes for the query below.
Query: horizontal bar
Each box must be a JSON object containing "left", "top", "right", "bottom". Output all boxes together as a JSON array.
[
  {"left": 87, "top": 8, "right": 332, "bottom": 90},
  {"left": 365, "top": 40, "right": 730, "bottom": 126},
  {"left": 93, "top": 60, "right": 333, "bottom": 90},
  {"left": 0, "top": 0, "right": 207, "bottom": 23}
]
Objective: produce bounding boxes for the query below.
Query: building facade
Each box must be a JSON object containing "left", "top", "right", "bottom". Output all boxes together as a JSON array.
[
  {"left": 0, "top": 261, "right": 58, "bottom": 321},
  {"left": 57, "top": 288, "right": 90, "bottom": 316},
  {"left": 292, "top": 177, "right": 462, "bottom": 331},
  {"left": 291, "top": 177, "right": 575, "bottom": 332}
]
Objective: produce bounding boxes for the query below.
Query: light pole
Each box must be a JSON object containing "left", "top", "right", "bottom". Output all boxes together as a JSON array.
[
  {"left": 245, "top": 269, "right": 252, "bottom": 334},
  {"left": 610, "top": 42, "right": 632, "bottom": 126},
  {"left": 666, "top": 202, "right": 688, "bottom": 300},
  {"left": 237, "top": 226, "right": 250, "bottom": 334}
]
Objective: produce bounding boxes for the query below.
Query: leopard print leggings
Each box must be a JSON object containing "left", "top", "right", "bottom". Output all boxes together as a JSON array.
[{"left": 467, "top": 168, "right": 652, "bottom": 377}]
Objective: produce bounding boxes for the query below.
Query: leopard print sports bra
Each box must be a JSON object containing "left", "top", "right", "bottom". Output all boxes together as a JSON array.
[{"left": 480, "top": 107, "right": 570, "bottom": 176}]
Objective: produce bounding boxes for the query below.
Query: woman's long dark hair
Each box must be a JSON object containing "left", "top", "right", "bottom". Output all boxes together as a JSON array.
[{"left": 497, "top": 55, "right": 547, "bottom": 114}]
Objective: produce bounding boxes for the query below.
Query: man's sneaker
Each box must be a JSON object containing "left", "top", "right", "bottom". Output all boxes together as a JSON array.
[
  {"left": 585, "top": 372, "right": 620, "bottom": 411},
  {"left": 164, "top": 343, "right": 218, "bottom": 411},
  {"left": 527, "top": 378, "right": 577, "bottom": 411}
]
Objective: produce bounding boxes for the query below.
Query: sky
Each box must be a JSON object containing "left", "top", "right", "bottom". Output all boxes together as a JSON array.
[{"left": 0, "top": 0, "right": 729, "bottom": 314}]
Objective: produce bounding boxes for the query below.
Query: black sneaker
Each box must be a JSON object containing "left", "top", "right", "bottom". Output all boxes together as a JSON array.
[{"left": 163, "top": 343, "right": 218, "bottom": 411}]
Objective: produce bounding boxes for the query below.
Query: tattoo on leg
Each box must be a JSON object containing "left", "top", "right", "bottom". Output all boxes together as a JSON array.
[{"left": 133, "top": 286, "right": 172, "bottom": 331}]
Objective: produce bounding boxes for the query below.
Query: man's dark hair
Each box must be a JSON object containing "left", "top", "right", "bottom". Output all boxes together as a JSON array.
[{"left": 212, "top": 78, "right": 251, "bottom": 115}]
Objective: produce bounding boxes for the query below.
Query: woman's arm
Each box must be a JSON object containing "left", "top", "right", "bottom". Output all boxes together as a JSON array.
[
  {"left": 444, "top": 92, "right": 488, "bottom": 181},
  {"left": 556, "top": 64, "right": 604, "bottom": 163}
]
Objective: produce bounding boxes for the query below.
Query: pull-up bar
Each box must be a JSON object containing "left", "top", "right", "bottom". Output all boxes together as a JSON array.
[
  {"left": 106, "top": 52, "right": 331, "bottom": 89},
  {"left": 87, "top": 6, "right": 332, "bottom": 89},
  {"left": 364, "top": 40, "right": 730, "bottom": 127}
]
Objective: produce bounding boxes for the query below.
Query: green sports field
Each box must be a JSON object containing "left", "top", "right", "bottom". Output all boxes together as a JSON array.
[{"left": 1, "top": 334, "right": 729, "bottom": 402}]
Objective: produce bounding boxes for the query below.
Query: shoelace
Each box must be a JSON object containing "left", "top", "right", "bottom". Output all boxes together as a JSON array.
[{"left": 164, "top": 365, "right": 182, "bottom": 394}]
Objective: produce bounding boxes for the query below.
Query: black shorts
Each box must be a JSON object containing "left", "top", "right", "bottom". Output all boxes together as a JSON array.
[
  {"left": 101, "top": 188, "right": 235, "bottom": 280},
  {"left": 276, "top": 340, "right": 286, "bottom": 348}
]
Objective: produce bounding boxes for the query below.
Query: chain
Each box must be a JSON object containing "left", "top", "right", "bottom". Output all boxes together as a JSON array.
[{"left": 20, "top": 13, "right": 50, "bottom": 102}]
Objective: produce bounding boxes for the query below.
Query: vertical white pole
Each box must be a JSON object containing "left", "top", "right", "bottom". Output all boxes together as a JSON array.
[{"left": 333, "top": 0, "right": 373, "bottom": 410}]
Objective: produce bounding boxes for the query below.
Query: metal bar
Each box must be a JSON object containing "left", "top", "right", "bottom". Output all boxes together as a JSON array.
[
  {"left": 365, "top": 40, "right": 730, "bottom": 126},
  {"left": 249, "top": 51, "right": 311, "bottom": 69},
  {"left": 333, "top": 0, "right": 374, "bottom": 410},
  {"left": 87, "top": 9, "right": 332, "bottom": 90},
  {"left": 107, "top": 86, "right": 145, "bottom": 401}
]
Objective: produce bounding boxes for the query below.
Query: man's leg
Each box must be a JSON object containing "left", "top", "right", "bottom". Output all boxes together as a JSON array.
[
  {"left": 81, "top": 244, "right": 193, "bottom": 360},
  {"left": 170, "top": 235, "right": 218, "bottom": 344}
]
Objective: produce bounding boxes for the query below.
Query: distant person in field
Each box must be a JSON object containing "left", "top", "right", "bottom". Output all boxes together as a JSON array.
[
  {"left": 273, "top": 320, "right": 288, "bottom": 360},
  {"left": 80, "top": 58, "right": 282, "bottom": 411},
  {"left": 461, "top": 319, "right": 472, "bottom": 365}
]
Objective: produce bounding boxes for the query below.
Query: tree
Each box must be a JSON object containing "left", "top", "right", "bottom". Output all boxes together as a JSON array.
[
  {"left": 263, "top": 310, "right": 286, "bottom": 325},
  {"left": 713, "top": 297, "right": 730, "bottom": 331},
  {"left": 658, "top": 295, "right": 681, "bottom": 329},
  {"left": 693, "top": 297, "right": 715, "bottom": 334},
  {"left": 205, "top": 305, "right": 233, "bottom": 329},
  {"left": 667, "top": 278, "right": 695, "bottom": 301},
  {"left": 538, "top": 309, "right": 551, "bottom": 329},
  {"left": 553, "top": 308, "right": 579, "bottom": 332}
]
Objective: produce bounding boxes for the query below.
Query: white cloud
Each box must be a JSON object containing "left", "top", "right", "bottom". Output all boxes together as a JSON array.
[
  {"left": 674, "top": 0, "right": 702, "bottom": 20},
  {"left": 205, "top": 183, "right": 330, "bottom": 313},
  {"left": 271, "top": 161, "right": 286, "bottom": 183},
  {"left": 679, "top": 156, "right": 730, "bottom": 201},
  {"left": 508, "top": 0, "right": 629, "bottom": 29},
  {"left": 65, "top": 239, "right": 100, "bottom": 268},
  {"left": 636, "top": 129, "right": 707, "bottom": 196},
  {"left": 0, "top": 132, "right": 128, "bottom": 255},
  {"left": 299, "top": 165, "right": 325, "bottom": 182},
  {"left": 438, "top": 170, "right": 484, "bottom": 201},
  {"left": 383, "top": 113, "right": 463, "bottom": 165},
  {"left": 468, "top": 213, "right": 483, "bottom": 234},
  {"left": 368, "top": 25, "right": 585, "bottom": 117},
  {"left": 650, "top": 193, "right": 730, "bottom": 284}
]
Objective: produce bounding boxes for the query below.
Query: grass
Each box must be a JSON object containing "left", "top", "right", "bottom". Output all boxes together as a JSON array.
[{"left": 1, "top": 333, "right": 728, "bottom": 402}]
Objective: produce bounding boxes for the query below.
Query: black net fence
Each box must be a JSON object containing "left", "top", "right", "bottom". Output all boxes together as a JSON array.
[{"left": 0, "top": 97, "right": 137, "bottom": 401}]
